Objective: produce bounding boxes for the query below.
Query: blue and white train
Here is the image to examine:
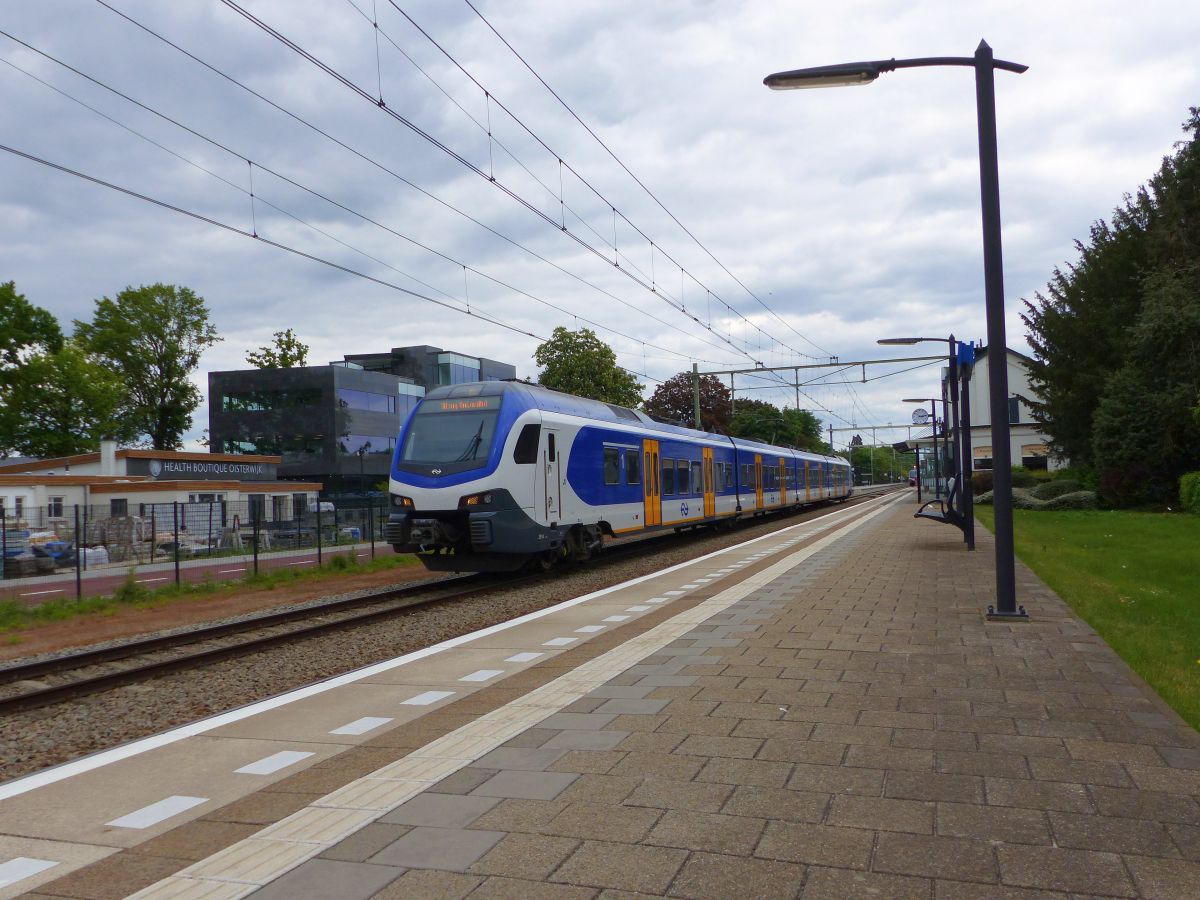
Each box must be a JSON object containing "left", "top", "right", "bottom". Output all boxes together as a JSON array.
[{"left": 385, "top": 380, "right": 852, "bottom": 572}]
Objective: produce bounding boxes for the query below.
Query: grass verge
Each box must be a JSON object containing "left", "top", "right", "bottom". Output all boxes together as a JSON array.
[
  {"left": 0, "top": 551, "right": 421, "bottom": 639},
  {"left": 977, "top": 506, "right": 1200, "bottom": 730}
]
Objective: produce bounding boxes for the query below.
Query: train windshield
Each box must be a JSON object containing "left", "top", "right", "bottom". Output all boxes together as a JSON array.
[{"left": 398, "top": 396, "right": 501, "bottom": 473}]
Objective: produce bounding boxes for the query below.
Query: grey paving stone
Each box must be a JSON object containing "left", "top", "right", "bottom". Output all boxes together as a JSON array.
[
  {"left": 319, "top": 822, "right": 412, "bottom": 862},
  {"left": 872, "top": 832, "right": 999, "bottom": 883},
  {"left": 248, "top": 858, "right": 402, "bottom": 900},
  {"left": 635, "top": 674, "right": 698, "bottom": 687},
  {"left": 542, "top": 729, "right": 630, "bottom": 751},
  {"left": 996, "top": 845, "right": 1135, "bottom": 895},
  {"left": 754, "top": 821, "right": 873, "bottom": 869},
  {"left": 380, "top": 792, "right": 500, "bottom": 828},
  {"left": 471, "top": 769, "right": 579, "bottom": 801},
  {"left": 800, "top": 866, "right": 931, "bottom": 899},
  {"left": 1124, "top": 854, "right": 1200, "bottom": 900},
  {"left": 471, "top": 876, "right": 598, "bottom": 899},
  {"left": 668, "top": 852, "right": 806, "bottom": 900},
  {"left": 593, "top": 698, "right": 671, "bottom": 715},
  {"left": 553, "top": 840, "right": 687, "bottom": 894},
  {"left": 429, "top": 767, "right": 500, "bottom": 795},
  {"left": 469, "top": 832, "right": 581, "bottom": 881},
  {"left": 540, "top": 712, "right": 619, "bottom": 731},
  {"left": 644, "top": 809, "right": 765, "bottom": 855},
  {"left": 475, "top": 747, "right": 569, "bottom": 771},
  {"left": 1048, "top": 810, "right": 1179, "bottom": 857},
  {"left": 373, "top": 869, "right": 482, "bottom": 899},
  {"left": 370, "top": 825, "right": 506, "bottom": 870}
]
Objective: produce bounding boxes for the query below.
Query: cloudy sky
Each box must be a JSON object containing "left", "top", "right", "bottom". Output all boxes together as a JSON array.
[{"left": 2, "top": 0, "right": 1197, "bottom": 449}]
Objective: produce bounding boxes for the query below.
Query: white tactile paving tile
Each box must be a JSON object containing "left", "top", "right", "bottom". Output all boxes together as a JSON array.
[
  {"left": 504, "top": 652, "right": 543, "bottom": 662},
  {"left": 543, "top": 637, "right": 576, "bottom": 647},
  {"left": 0, "top": 857, "right": 57, "bottom": 889},
  {"left": 575, "top": 625, "right": 605, "bottom": 633},
  {"left": 459, "top": 669, "right": 504, "bottom": 682},
  {"left": 603, "top": 615, "right": 630, "bottom": 622}
]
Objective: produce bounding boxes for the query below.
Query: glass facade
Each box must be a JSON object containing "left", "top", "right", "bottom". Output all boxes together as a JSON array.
[
  {"left": 437, "top": 352, "right": 481, "bottom": 385},
  {"left": 338, "top": 434, "right": 396, "bottom": 457},
  {"left": 337, "top": 387, "right": 397, "bottom": 414},
  {"left": 222, "top": 388, "right": 321, "bottom": 412}
]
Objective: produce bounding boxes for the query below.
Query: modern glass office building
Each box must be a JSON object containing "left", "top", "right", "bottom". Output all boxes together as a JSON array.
[{"left": 209, "top": 346, "right": 516, "bottom": 492}]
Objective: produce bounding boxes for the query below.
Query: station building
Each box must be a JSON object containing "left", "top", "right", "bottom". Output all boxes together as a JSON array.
[{"left": 208, "top": 345, "right": 517, "bottom": 492}]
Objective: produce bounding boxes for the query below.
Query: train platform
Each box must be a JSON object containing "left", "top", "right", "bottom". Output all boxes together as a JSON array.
[{"left": 4, "top": 490, "right": 1199, "bottom": 899}]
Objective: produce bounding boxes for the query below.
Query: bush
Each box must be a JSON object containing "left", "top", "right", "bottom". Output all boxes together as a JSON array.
[
  {"left": 112, "top": 568, "right": 149, "bottom": 604},
  {"left": 327, "top": 552, "right": 358, "bottom": 571},
  {"left": 1010, "top": 466, "right": 1039, "bottom": 488},
  {"left": 1031, "top": 479, "right": 1083, "bottom": 500},
  {"left": 1181, "top": 471, "right": 1200, "bottom": 513},
  {"left": 971, "top": 471, "right": 993, "bottom": 495}
]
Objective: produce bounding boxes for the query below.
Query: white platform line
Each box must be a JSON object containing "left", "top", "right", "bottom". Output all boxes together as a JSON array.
[
  {"left": 459, "top": 669, "right": 504, "bottom": 683},
  {"left": 330, "top": 717, "right": 393, "bottom": 736},
  {"left": 218, "top": 567, "right": 246, "bottom": 574},
  {"left": 136, "top": 577, "right": 168, "bottom": 584},
  {"left": 543, "top": 637, "right": 576, "bottom": 647},
  {"left": 19, "top": 589, "right": 64, "bottom": 597},
  {"left": 664, "top": 590, "right": 685, "bottom": 596},
  {"left": 575, "top": 625, "right": 605, "bottom": 633},
  {"left": 107, "top": 795, "right": 208, "bottom": 829},
  {"left": 0, "top": 857, "right": 58, "bottom": 889},
  {"left": 285, "top": 561, "right": 314, "bottom": 567},
  {"left": 603, "top": 615, "right": 630, "bottom": 623},
  {"left": 402, "top": 690, "right": 455, "bottom": 706},
  {"left": 504, "top": 652, "right": 543, "bottom": 663},
  {"left": 235, "top": 751, "right": 315, "bottom": 776},
  {"left": 0, "top": 493, "right": 903, "bottom": 803},
  {"left": 626, "top": 606, "right": 651, "bottom": 612}
]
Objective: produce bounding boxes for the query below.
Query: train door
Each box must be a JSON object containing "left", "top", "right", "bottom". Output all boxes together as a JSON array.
[
  {"left": 804, "top": 460, "right": 811, "bottom": 503},
  {"left": 754, "top": 454, "right": 763, "bottom": 510},
  {"left": 702, "top": 448, "right": 715, "bottom": 517},
  {"left": 642, "top": 439, "right": 661, "bottom": 527},
  {"left": 779, "top": 457, "right": 788, "bottom": 505},
  {"left": 543, "top": 430, "right": 561, "bottom": 523}
]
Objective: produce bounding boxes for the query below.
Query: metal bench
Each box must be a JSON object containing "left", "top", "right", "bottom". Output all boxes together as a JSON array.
[{"left": 914, "top": 476, "right": 966, "bottom": 530}]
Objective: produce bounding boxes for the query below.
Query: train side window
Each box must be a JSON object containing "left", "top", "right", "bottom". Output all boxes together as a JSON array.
[
  {"left": 625, "top": 449, "right": 641, "bottom": 484},
  {"left": 691, "top": 461, "right": 703, "bottom": 493},
  {"left": 676, "top": 459, "right": 690, "bottom": 494},
  {"left": 725, "top": 463, "right": 734, "bottom": 489},
  {"left": 603, "top": 447, "right": 620, "bottom": 485},
  {"left": 548, "top": 433, "right": 556, "bottom": 460},
  {"left": 662, "top": 459, "right": 676, "bottom": 495},
  {"left": 513, "top": 424, "right": 540, "bottom": 464}
]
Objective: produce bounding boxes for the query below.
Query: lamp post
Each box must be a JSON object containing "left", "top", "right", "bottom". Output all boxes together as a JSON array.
[{"left": 767, "top": 43, "right": 1025, "bottom": 618}]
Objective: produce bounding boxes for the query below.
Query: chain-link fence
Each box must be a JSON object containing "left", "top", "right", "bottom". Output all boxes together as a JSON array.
[{"left": 1, "top": 496, "right": 391, "bottom": 605}]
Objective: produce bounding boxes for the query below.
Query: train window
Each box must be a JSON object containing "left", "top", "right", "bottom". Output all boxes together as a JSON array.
[
  {"left": 676, "top": 459, "right": 690, "bottom": 494},
  {"left": 603, "top": 447, "right": 621, "bottom": 485},
  {"left": 513, "top": 424, "right": 540, "bottom": 464},
  {"left": 548, "top": 433, "right": 556, "bottom": 460},
  {"left": 691, "top": 461, "right": 702, "bottom": 493},
  {"left": 625, "top": 449, "right": 641, "bottom": 484},
  {"left": 662, "top": 459, "right": 676, "bottom": 495},
  {"left": 724, "top": 463, "right": 734, "bottom": 489}
]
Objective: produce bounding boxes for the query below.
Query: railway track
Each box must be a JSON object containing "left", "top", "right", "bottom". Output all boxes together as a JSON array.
[{"left": 0, "top": 487, "right": 899, "bottom": 714}]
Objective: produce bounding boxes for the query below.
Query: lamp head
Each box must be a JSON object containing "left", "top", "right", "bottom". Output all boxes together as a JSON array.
[{"left": 764, "top": 62, "right": 882, "bottom": 90}]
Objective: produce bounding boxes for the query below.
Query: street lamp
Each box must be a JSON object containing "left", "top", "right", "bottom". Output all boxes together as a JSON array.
[{"left": 767, "top": 43, "right": 1026, "bottom": 619}]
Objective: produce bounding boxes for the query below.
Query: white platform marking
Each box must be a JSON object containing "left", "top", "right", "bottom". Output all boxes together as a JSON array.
[
  {"left": 459, "top": 669, "right": 504, "bottom": 682},
  {"left": 505, "top": 652, "right": 543, "bottom": 663},
  {"left": 217, "top": 567, "right": 245, "bottom": 574},
  {"left": 402, "top": 691, "right": 455, "bottom": 706},
  {"left": 543, "top": 637, "right": 576, "bottom": 647},
  {"left": 575, "top": 625, "right": 605, "bottom": 633},
  {"left": 664, "top": 590, "right": 685, "bottom": 596},
  {"left": 0, "top": 857, "right": 58, "bottom": 888},
  {"left": 626, "top": 605, "right": 651, "bottom": 612},
  {"left": 107, "top": 795, "right": 207, "bottom": 829},
  {"left": 680, "top": 583, "right": 700, "bottom": 589},
  {"left": 603, "top": 615, "right": 630, "bottom": 622},
  {"left": 647, "top": 597, "right": 668, "bottom": 603},
  {"left": 330, "top": 717, "right": 393, "bottom": 736},
  {"left": 19, "top": 589, "right": 64, "bottom": 597},
  {"left": 235, "top": 751, "right": 314, "bottom": 775},
  {"left": 136, "top": 577, "right": 167, "bottom": 584}
]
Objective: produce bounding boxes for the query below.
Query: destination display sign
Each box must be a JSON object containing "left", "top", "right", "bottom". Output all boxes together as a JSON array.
[
  {"left": 126, "top": 457, "right": 278, "bottom": 481},
  {"left": 426, "top": 397, "right": 501, "bottom": 414}
]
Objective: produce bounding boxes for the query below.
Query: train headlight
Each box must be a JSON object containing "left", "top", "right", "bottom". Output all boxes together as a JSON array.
[
  {"left": 392, "top": 495, "right": 414, "bottom": 508},
  {"left": 459, "top": 492, "right": 494, "bottom": 508}
]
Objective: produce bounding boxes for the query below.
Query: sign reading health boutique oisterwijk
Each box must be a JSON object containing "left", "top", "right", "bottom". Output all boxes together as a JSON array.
[{"left": 126, "top": 457, "right": 278, "bottom": 482}]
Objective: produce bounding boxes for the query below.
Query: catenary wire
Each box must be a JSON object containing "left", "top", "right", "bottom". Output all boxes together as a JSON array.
[
  {"left": 0, "top": 142, "right": 666, "bottom": 384},
  {"left": 87, "top": 2, "right": 746, "bottom": 367},
  {"left": 0, "top": 40, "right": 733, "bottom": 372},
  {"left": 460, "top": 0, "right": 836, "bottom": 360}
]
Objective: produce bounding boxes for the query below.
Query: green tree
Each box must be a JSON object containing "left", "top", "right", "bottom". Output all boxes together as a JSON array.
[
  {"left": 1092, "top": 267, "right": 1200, "bottom": 505},
  {"left": 728, "top": 400, "right": 828, "bottom": 451},
  {"left": 533, "top": 327, "right": 642, "bottom": 407},
  {"left": 1022, "top": 107, "right": 1200, "bottom": 477},
  {"left": 643, "top": 371, "right": 731, "bottom": 431},
  {"left": 75, "top": 283, "right": 220, "bottom": 449},
  {"left": 5, "top": 340, "right": 128, "bottom": 457},
  {"left": 246, "top": 328, "right": 309, "bottom": 368},
  {"left": 0, "top": 282, "right": 65, "bottom": 457}
]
